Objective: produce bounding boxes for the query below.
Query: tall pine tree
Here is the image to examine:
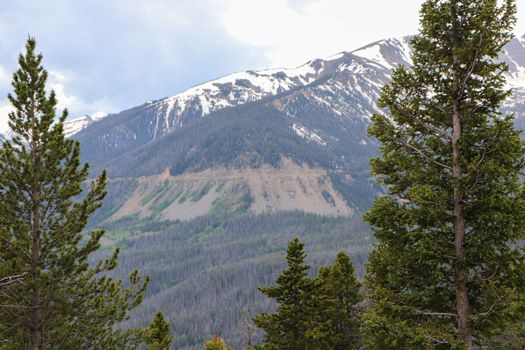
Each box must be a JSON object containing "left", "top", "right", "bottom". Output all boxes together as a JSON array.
[
  {"left": 364, "top": 0, "right": 525, "bottom": 348},
  {"left": 307, "top": 252, "right": 362, "bottom": 350},
  {"left": 0, "top": 38, "right": 152, "bottom": 349},
  {"left": 253, "top": 238, "right": 314, "bottom": 350}
]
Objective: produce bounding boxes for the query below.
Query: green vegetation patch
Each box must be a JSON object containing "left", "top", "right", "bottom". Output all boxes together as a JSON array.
[
  {"left": 191, "top": 181, "right": 213, "bottom": 202},
  {"left": 209, "top": 180, "right": 253, "bottom": 216},
  {"left": 321, "top": 189, "right": 336, "bottom": 206},
  {"left": 187, "top": 220, "right": 225, "bottom": 243},
  {"left": 140, "top": 180, "right": 173, "bottom": 206},
  {"left": 215, "top": 179, "right": 226, "bottom": 192},
  {"left": 209, "top": 195, "right": 230, "bottom": 216}
]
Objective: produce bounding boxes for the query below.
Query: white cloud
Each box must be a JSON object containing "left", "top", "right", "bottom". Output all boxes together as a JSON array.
[
  {"left": 222, "top": 0, "right": 425, "bottom": 68},
  {"left": 0, "top": 65, "right": 10, "bottom": 89},
  {"left": 222, "top": 0, "right": 525, "bottom": 68},
  {"left": 46, "top": 69, "right": 114, "bottom": 120},
  {"left": 0, "top": 101, "right": 13, "bottom": 133},
  {"left": 0, "top": 70, "right": 114, "bottom": 134}
]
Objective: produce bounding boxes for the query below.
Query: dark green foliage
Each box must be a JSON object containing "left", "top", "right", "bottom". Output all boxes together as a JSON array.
[
  {"left": 329, "top": 171, "right": 381, "bottom": 211},
  {"left": 253, "top": 240, "right": 364, "bottom": 350},
  {"left": 253, "top": 238, "right": 314, "bottom": 350},
  {"left": 89, "top": 101, "right": 332, "bottom": 178},
  {"left": 321, "top": 189, "right": 336, "bottom": 206},
  {"left": 144, "top": 312, "right": 173, "bottom": 350},
  {"left": 0, "top": 38, "right": 149, "bottom": 349},
  {"left": 364, "top": 0, "right": 525, "bottom": 348},
  {"left": 308, "top": 252, "right": 362, "bottom": 350}
]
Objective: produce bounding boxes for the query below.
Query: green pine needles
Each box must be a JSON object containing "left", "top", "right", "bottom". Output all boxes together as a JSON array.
[
  {"left": 0, "top": 38, "right": 170, "bottom": 349},
  {"left": 254, "top": 238, "right": 363, "bottom": 350},
  {"left": 364, "top": 0, "right": 525, "bottom": 349}
]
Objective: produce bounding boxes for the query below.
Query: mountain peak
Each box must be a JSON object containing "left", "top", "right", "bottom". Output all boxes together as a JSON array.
[
  {"left": 352, "top": 36, "right": 413, "bottom": 69},
  {"left": 64, "top": 115, "right": 94, "bottom": 138}
]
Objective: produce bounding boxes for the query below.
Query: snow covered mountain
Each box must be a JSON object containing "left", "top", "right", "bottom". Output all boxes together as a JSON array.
[
  {"left": 500, "top": 35, "right": 525, "bottom": 123},
  {"left": 75, "top": 36, "right": 525, "bottom": 206},
  {"left": 74, "top": 41, "right": 404, "bottom": 168},
  {"left": 81, "top": 34, "right": 522, "bottom": 173},
  {"left": 77, "top": 33, "right": 525, "bottom": 148}
]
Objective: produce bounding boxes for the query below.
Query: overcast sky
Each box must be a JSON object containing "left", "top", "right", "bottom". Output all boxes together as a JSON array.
[{"left": 0, "top": 0, "right": 524, "bottom": 130}]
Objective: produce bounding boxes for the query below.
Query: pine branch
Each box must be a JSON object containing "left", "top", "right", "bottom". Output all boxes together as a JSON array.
[
  {"left": 413, "top": 309, "right": 457, "bottom": 318},
  {"left": 395, "top": 137, "right": 453, "bottom": 170}
]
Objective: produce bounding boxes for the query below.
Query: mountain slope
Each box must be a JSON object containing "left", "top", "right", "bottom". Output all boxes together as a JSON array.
[{"left": 75, "top": 49, "right": 394, "bottom": 170}]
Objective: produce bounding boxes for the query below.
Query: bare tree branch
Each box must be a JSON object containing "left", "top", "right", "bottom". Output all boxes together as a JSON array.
[{"left": 0, "top": 273, "right": 26, "bottom": 288}]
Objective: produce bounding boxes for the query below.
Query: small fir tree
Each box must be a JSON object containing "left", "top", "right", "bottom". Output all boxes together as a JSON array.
[
  {"left": 363, "top": 0, "right": 525, "bottom": 349},
  {"left": 0, "top": 38, "right": 150, "bottom": 349},
  {"left": 253, "top": 238, "right": 314, "bottom": 350},
  {"left": 307, "top": 252, "right": 362, "bottom": 350},
  {"left": 144, "top": 312, "right": 173, "bottom": 350}
]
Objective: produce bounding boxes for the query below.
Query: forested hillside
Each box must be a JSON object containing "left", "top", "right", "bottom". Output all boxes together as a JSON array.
[{"left": 93, "top": 212, "right": 371, "bottom": 349}]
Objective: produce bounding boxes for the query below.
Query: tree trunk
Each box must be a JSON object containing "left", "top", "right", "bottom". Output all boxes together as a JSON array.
[
  {"left": 450, "top": 2, "right": 472, "bottom": 347},
  {"left": 30, "top": 227, "right": 42, "bottom": 350},
  {"left": 452, "top": 101, "right": 472, "bottom": 349},
  {"left": 30, "top": 105, "right": 43, "bottom": 350}
]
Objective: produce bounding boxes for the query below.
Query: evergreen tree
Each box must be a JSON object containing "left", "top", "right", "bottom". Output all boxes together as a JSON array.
[
  {"left": 144, "top": 312, "right": 173, "bottom": 350},
  {"left": 307, "top": 252, "right": 362, "bottom": 350},
  {"left": 204, "top": 335, "right": 228, "bottom": 350},
  {"left": 253, "top": 238, "right": 314, "bottom": 350},
  {"left": 364, "top": 0, "right": 525, "bottom": 348},
  {"left": 0, "top": 38, "right": 150, "bottom": 349}
]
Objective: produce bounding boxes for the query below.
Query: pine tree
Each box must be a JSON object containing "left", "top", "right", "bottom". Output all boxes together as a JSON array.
[
  {"left": 144, "top": 312, "right": 172, "bottom": 350},
  {"left": 364, "top": 0, "right": 525, "bottom": 349},
  {"left": 307, "top": 252, "right": 362, "bottom": 350},
  {"left": 253, "top": 238, "right": 314, "bottom": 350},
  {"left": 0, "top": 38, "right": 150, "bottom": 349}
]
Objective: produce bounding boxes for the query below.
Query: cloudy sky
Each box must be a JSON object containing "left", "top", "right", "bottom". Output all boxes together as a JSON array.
[{"left": 0, "top": 0, "right": 524, "bottom": 130}]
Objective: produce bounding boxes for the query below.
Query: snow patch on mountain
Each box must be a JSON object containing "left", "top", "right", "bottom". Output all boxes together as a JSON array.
[
  {"left": 64, "top": 115, "right": 94, "bottom": 138},
  {"left": 502, "top": 35, "right": 525, "bottom": 89},
  {"left": 352, "top": 36, "right": 413, "bottom": 70},
  {"left": 292, "top": 123, "right": 326, "bottom": 146},
  {"left": 353, "top": 43, "right": 393, "bottom": 69}
]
